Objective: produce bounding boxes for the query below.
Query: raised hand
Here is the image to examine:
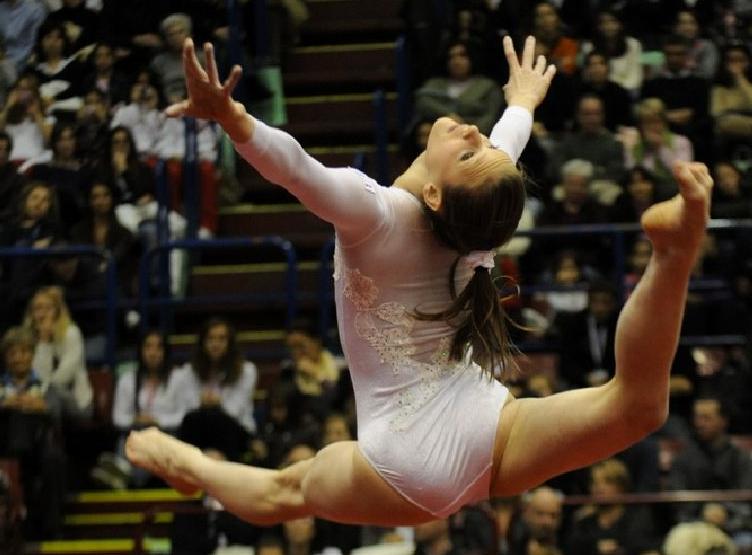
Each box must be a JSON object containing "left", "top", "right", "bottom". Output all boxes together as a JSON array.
[
  {"left": 641, "top": 161, "right": 713, "bottom": 262},
  {"left": 502, "top": 35, "right": 556, "bottom": 112},
  {"left": 166, "top": 39, "right": 243, "bottom": 123}
]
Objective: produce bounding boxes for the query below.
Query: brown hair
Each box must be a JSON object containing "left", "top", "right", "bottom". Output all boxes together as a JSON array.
[
  {"left": 417, "top": 172, "right": 526, "bottom": 378},
  {"left": 1, "top": 327, "right": 36, "bottom": 356},
  {"left": 191, "top": 317, "right": 243, "bottom": 385},
  {"left": 591, "top": 458, "right": 631, "bottom": 493}
]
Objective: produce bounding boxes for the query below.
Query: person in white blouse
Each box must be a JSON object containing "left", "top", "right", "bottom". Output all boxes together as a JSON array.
[
  {"left": 23, "top": 286, "right": 92, "bottom": 419},
  {"left": 128, "top": 36, "right": 713, "bottom": 528}
]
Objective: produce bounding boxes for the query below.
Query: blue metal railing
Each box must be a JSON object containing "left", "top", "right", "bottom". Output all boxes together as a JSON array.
[
  {"left": 138, "top": 236, "right": 298, "bottom": 337},
  {"left": 0, "top": 246, "right": 118, "bottom": 370}
]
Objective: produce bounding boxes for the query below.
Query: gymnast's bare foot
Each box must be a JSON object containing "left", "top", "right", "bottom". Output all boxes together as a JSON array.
[
  {"left": 125, "top": 428, "right": 203, "bottom": 495},
  {"left": 641, "top": 161, "right": 713, "bottom": 264}
]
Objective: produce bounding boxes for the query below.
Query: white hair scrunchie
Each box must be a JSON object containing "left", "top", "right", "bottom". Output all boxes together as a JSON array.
[{"left": 462, "top": 250, "right": 495, "bottom": 272}]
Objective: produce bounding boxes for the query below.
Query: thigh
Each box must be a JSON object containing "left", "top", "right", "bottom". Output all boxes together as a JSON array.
[
  {"left": 490, "top": 381, "right": 647, "bottom": 496},
  {"left": 303, "top": 441, "right": 435, "bottom": 526}
]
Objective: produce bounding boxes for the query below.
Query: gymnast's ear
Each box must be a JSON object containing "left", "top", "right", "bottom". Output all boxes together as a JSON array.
[{"left": 422, "top": 182, "right": 442, "bottom": 212}]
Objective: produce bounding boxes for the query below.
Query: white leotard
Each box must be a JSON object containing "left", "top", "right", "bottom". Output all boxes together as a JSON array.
[{"left": 235, "top": 107, "right": 533, "bottom": 516}]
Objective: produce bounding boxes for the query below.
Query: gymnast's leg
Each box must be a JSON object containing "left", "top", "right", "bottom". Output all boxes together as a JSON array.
[
  {"left": 489, "top": 162, "right": 713, "bottom": 496},
  {"left": 126, "top": 431, "right": 434, "bottom": 526}
]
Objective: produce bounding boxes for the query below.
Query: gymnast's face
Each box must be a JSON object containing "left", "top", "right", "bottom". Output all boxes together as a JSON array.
[{"left": 423, "top": 117, "right": 514, "bottom": 208}]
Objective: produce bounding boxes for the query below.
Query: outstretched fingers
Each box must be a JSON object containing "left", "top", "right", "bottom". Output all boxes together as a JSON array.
[
  {"left": 165, "top": 99, "right": 191, "bottom": 118},
  {"left": 223, "top": 65, "right": 243, "bottom": 97},
  {"left": 183, "top": 38, "right": 208, "bottom": 83},
  {"left": 503, "top": 35, "right": 520, "bottom": 72},
  {"left": 204, "top": 42, "right": 220, "bottom": 86},
  {"left": 521, "top": 35, "right": 536, "bottom": 70}
]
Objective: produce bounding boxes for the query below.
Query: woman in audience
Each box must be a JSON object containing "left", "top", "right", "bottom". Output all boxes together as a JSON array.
[
  {"left": 413, "top": 39, "right": 503, "bottom": 136},
  {"left": 530, "top": 1, "right": 578, "bottom": 76},
  {"left": 176, "top": 317, "right": 257, "bottom": 462},
  {"left": 70, "top": 177, "right": 138, "bottom": 295},
  {"left": 711, "top": 42, "right": 752, "bottom": 158},
  {"left": 673, "top": 9, "right": 719, "bottom": 80},
  {"left": 580, "top": 10, "right": 643, "bottom": 95},
  {"left": 23, "top": 285, "right": 92, "bottom": 420},
  {"left": 609, "top": 166, "right": 660, "bottom": 223},
  {"left": 33, "top": 21, "right": 83, "bottom": 110},
  {"left": 0, "top": 75, "right": 53, "bottom": 163}
]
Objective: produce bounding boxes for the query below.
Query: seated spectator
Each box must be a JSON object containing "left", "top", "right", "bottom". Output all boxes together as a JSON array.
[
  {"left": 0, "top": 38, "right": 18, "bottom": 109},
  {"left": 33, "top": 21, "right": 85, "bottom": 112},
  {"left": 285, "top": 330, "right": 339, "bottom": 400},
  {"left": 530, "top": 2, "right": 578, "bottom": 76},
  {"left": 44, "top": 0, "right": 100, "bottom": 54},
  {"left": 711, "top": 160, "right": 752, "bottom": 220},
  {"left": 0, "top": 131, "right": 26, "bottom": 226},
  {"left": 641, "top": 34, "right": 712, "bottom": 162},
  {"left": 110, "top": 79, "right": 162, "bottom": 156},
  {"left": 93, "top": 331, "right": 187, "bottom": 489},
  {"left": 0, "top": 0, "right": 46, "bottom": 72},
  {"left": 0, "top": 327, "right": 66, "bottom": 541},
  {"left": 550, "top": 280, "right": 617, "bottom": 389},
  {"left": 533, "top": 250, "right": 595, "bottom": 326},
  {"left": 74, "top": 88, "right": 110, "bottom": 162},
  {"left": 580, "top": 9, "right": 643, "bottom": 95},
  {"left": 70, "top": 178, "right": 138, "bottom": 295},
  {"left": 538, "top": 160, "right": 607, "bottom": 227},
  {"left": 623, "top": 98, "right": 693, "bottom": 199},
  {"left": 549, "top": 94, "right": 624, "bottom": 203},
  {"left": 150, "top": 13, "right": 192, "bottom": 105},
  {"left": 0, "top": 181, "right": 61, "bottom": 325},
  {"left": 574, "top": 51, "right": 634, "bottom": 132},
  {"left": 506, "top": 487, "right": 564, "bottom": 555},
  {"left": 673, "top": 8, "right": 719, "bottom": 80},
  {"left": 25, "top": 121, "right": 87, "bottom": 227},
  {"left": 22, "top": 286, "right": 93, "bottom": 420},
  {"left": 609, "top": 166, "right": 660, "bottom": 223},
  {"left": 623, "top": 235, "right": 651, "bottom": 295},
  {"left": 413, "top": 39, "right": 503, "bottom": 136},
  {"left": 78, "top": 43, "right": 129, "bottom": 108},
  {"left": 663, "top": 521, "right": 737, "bottom": 555},
  {"left": 177, "top": 317, "right": 257, "bottom": 462},
  {"left": 711, "top": 42, "right": 752, "bottom": 159},
  {"left": 566, "top": 459, "right": 659, "bottom": 555},
  {"left": 667, "top": 396, "right": 752, "bottom": 532},
  {"left": 0, "top": 75, "right": 53, "bottom": 163},
  {"left": 529, "top": 40, "right": 577, "bottom": 146}
]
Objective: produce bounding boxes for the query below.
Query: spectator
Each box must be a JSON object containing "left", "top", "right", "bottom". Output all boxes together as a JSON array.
[
  {"left": 667, "top": 396, "right": 752, "bottom": 532},
  {"left": 43, "top": 0, "right": 100, "bottom": 53},
  {"left": 551, "top": 280, "right": 617, "bottom": 389},
  {"left": 711, "top": 161, "right": 752, "bottom": 219},
  {"left": 413, "top": 518, "right": 460, "bottom": 555},
  {"left": 177, "top": 317, "right": 257, "bottom": 462},
  {"left": 566, "top": 458, "right": 659, "bottom": 555},
  {"left": 74, "top": 87, "right": 110, "bottom": 161},
  {"left": 0, "top": 132, "right": 26, "bottom": 226},
  {"left": 507, "top": 487, "right": 564, "bottom": 555},
  {"left": 673, "top": 8, "right": 719, "bottom": 80},
  {"left": 641, "top": 35, "right": 712, "bottom": 162},
  {"left": 110, "top": 79, "right": 162, "bottom": 156},
  {"left": 534, "top": 250, "right": 594, "bottom": 326},
  {"left": 580, "top": 9, "right": 643, "bottom": 95},
  {"left": 93, "top": 331, "right": 187, "bottom": 489},
  {"left": 70, "top": 178, "right": 138, "bottom": 295},
  {"left": 549, "top": 94, "right": 624, "bottom": 202},
  {"left": 574, "top": 51, "right": 634, "bottom": 132},
  {"left": 529, "top": 39, "right": 577, "bottom": 143},
  {"left": 0, "top": 326, "right": 66, "bottom": 541},
  {"left": 283, "top": 517, "right": 320, "bottom": 555},
  {"left": 609, "top": 166, "right": 660, "bottom": 223},
  {"left": 25, "top": 121, "right": 87, "bottom": 227},
  {"left": 624, "top": 98, "right": 693, "bottom": 199},
  {"left": 0, "top": 75, "right": 53, "bottom": 163},
  {"left": 150, "top": 13, "right": 192, "bottom": 104},
  {"left": 538, "top": 159, "right": 607, "bottom": 227},
  {"left": 78, "top": 43, "right": 129, "bottom": 108},
  {"left": 530, "top": 2, "right": 578, "bottom": 76},
  {"left": 663, "top": 521, "right": 737, "bottom": 555},
  {"left": 22, "top": 285, "right": 93, "bottom": 420},
  {"left": 623, "top": 235, "right": 651, "bottom": 295},
  {"left": 413, "top": 39, "right": 503, "bottom": 136},
  {"left": 321, "top": 413, "right": 352, "bottom": 447},
  {"left": 0, "top": 0, "right": 47, "bottom": 72},
  {"left": 33, "top": 21, "right": 84, "bottom": 111},
  {"left": 711, "top": 42, "right": 752, "bottom": 159},
  {"left": 0, "top": 37, "right": 19, "bottom": 109}
]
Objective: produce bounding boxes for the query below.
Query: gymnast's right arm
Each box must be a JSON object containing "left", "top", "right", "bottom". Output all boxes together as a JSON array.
[{"left": 167, "top": 39, "right": 386, "bottom": 244}]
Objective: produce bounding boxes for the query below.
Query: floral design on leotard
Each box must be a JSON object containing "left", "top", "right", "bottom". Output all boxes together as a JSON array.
[{"left": 334, "top": 244, "right": 462, "bottom": 431}]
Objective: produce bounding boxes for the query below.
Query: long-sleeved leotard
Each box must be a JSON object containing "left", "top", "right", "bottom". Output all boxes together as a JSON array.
[{"left": 234, "top": 107, "right": 532, "bottom": 517}]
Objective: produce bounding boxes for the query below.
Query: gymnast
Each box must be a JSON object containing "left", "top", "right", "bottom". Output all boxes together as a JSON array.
[{"left": 126, "top": 35, "right": 713, "bottom": 526}]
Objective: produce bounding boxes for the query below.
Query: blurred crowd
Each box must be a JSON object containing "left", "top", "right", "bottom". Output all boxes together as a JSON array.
[{"left": 1, "top": 0, "right": 752, "bottom": 554}]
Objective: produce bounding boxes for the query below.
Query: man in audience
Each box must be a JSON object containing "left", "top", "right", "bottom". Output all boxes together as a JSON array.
[
  {"left": 507, "top": 487, "right": 564, "bottom": 555},
  {"left": 151, "top": 13, "right": 193, "bottom": 105},
  {"left": 0, "top": 0, "right": 46, "bottom": 72},
  {"left": 575, "top": 50, "right": 634, "bottom": 132},
  {"left": 668, "top": 396, "right": 752, "bottom": 532}
]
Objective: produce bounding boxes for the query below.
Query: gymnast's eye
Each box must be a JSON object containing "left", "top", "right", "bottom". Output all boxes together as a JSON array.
[{"left": 460, "top": 151, "right": 475, "bottom": 161}]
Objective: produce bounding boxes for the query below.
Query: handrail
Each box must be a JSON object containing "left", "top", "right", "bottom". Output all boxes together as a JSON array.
[
  {"left": 0, "top": 245, "right": 118, "bottom": 370},
  {"left": 137, "top": 236, "right": 298, "bottom": 337}
]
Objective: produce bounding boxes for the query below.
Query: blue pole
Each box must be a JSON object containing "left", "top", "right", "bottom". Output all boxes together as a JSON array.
[{"left": 373, "top": 89, "right": 389, "bottom": 186}]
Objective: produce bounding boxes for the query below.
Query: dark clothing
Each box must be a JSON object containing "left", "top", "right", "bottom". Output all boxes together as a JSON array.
[
  {"left": 26, "top": 163, "right": 89, "bottom": 228},
  {"left": 93, "top": 160, "right": 155, "bottom": 205},
  {"left": 574, "top": 80, "right": 635, "bottom": 132},
  {"left": 668, "top": 435, "right": 752, "bottom": 529},
  {"left": 179, "top": 406, "right": 250, "bottom": 463},
  {"left": 711, "top": 189, "right": 752, "bottom": 220},
  {"left": 78, "top": 70, "right": 131, "bottom": 107},
  {"left": 565, "top": 506, "right": 659, "bottom": 555},
  {"left": 536, "top": 72, "right": 577, "bottom": 134},
  {"left": 549, "top": 130, "right": 625, "bottom": 183},
  {"left": 45, "top": 5, "right": 100, "bottom": 51},
  {"left": 0, "top": 164, "right": 25, "bottom": 226},
  {"left": 537, "top": 199, "right": 608, "bottom": 228},
  {"left": 608, "top": 192, "right": 654, "bottom": 223}
]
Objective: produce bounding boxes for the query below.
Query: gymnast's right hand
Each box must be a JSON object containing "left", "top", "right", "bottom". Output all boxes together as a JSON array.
[
  {"left": 166, "top": 38, "right": 252, "bottom": 142},
  {"left": 502, "top": 35, "right": 556, "bottom": 113}
]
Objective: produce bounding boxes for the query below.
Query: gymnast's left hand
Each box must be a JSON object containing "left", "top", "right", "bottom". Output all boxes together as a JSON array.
[{"left": 166, "top": 38, "right": 243, "bottom": 125}]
